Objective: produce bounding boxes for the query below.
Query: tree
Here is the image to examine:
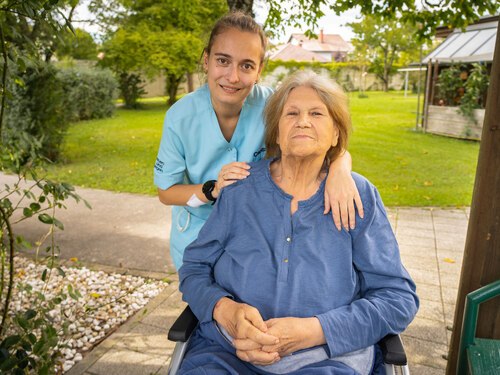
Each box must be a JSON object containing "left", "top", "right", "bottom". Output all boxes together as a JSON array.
[
  {"left": 349, "top": 15, "right": 423, "bottom": 91},
  {"left": 57, "top": 28, "right": 98, "bottom": 60},
  {"left": 228, "top": 1, "right": 499, "bottom": 40},
  {"left": 98, "top": 0, "right": 227, "bottom": 106}
]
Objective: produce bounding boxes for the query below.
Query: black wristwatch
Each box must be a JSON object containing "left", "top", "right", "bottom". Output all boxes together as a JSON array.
[{"left": 202, "top": 180, "right": 217, "bottom": 204}]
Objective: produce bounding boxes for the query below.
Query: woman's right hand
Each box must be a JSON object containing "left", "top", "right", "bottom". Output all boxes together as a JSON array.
[
  {"left": 212, "top": 297, "right": 280, "bottom": 365},
  {"left": 213, "top": 162, "right": 250, "bottom": 198}
]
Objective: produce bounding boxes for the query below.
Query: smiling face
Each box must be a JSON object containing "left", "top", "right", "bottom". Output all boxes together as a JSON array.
[
  {"left": 277, "top": 86, "right": 339, "bottom": 160},
  {"left": 204, "top": 28, "right": 264, "bottom": 112}
]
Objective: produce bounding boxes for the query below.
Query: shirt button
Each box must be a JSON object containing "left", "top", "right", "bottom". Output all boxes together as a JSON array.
[
  {"left": 284, "top": 259, "right": 288, "bottom": 263},
  {"left": 286, "top": 237, "right": 291, "bottom": 242},
  {"left": 227, "top": 147, "right": 232, "bottom": 152}
]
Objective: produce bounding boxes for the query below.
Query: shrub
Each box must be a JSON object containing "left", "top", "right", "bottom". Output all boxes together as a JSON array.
[
  {"left": 459, "top": 63, "right": 489, "bottom": 123},
  {"left": 3, "top": 63, "right": 71, "bottom": 163},
  {"left": 58, "top": 67, "right": 118, "bottom": 121},
  {"left": 3, "top": 65, "right": 118, "bottom": 163},
  {"left": 118, "top": 72, "right": 146, "bottom": 109},
  {"left": 436, "top": 64, "right": 465, "bottom": 106}
]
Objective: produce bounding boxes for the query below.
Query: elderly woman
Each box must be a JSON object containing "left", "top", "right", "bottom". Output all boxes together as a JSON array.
[{"left": 178, "top": 71, "right": 418, "bottom": 375}]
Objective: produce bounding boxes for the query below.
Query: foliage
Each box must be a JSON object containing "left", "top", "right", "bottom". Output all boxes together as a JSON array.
[
  {"left": 459, "top": 63, "right": 490, "bottom": 123},
  {"left": 436, "top": 63, "right": 490, "bottom": 126},
  {"left": 436, "top": 64, "right": 465, "bottom": 106},
  {"left": 118, "top": 72, "right": 146, "bottom": 109},
  {"left": 56, "top": 28, "right": 98, "bottom": 61},
  {"left": 3, "top": 64, "right": 117, "bottom": 163},
  {"left": 42, "top": 94, "right": 479, "bottom": 206},
  {"left": 3, "top": 63, "right": 72, "bottom": 163},
  {"left": 0, "top": 167, "right": 89, "bottom": 374},
  {"left": 58, "top": 67, "right": 118, "bottom": 121},
  {"left": 97, "top": 0, "right": 227, "bottom": 106},
  {"left": 349, "top": 15, "right": 425, "bottom": 91},
  {"left": 0, "top": 1, "right": 91, "bottom": 373},
  {"left": 259, "top": 0, "right": 499, "bottom": 40},
  {"left": 263, "top": 60, "right": 369, "bottom": 92}
]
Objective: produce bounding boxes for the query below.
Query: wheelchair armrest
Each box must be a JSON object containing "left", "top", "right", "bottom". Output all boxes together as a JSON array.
[
  {"left": 168, "top": 305, "right": 199, "bottom": 342},
  {"left": 379, "top": 334, "right": 407, "bottom": 366}
]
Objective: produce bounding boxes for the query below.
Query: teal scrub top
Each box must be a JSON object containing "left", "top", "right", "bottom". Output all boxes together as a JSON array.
[{"left": 154, "top": 83, "right": 273, "bottom": 269}]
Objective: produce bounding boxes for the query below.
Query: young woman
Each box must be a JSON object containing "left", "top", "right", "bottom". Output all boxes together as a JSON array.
[{"left": 154, "top": 12, "right": 363, "bottom": 270}]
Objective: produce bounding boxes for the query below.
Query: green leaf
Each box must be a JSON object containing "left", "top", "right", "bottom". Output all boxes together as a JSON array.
[
  {"left": 38, "top": 213, "right": 53, "bottom": 225},
  {"left": 0, "top": 356, "right": 17, "bottom": 371},
  {"left": 16, "top": 316, "right": 29, "bottom": 330},
  {"left": 23, "top": 207, "right": 33, "bottom": 217},
  {"left": 57, "top": 267, "right": 66, "bottom": 277},
  {"left": 32, "top": 340, "right": 44, "bottom": 356},
  {"left": 41, "top": 269, "right": 48, "bottom": 281},
  {"left": 52, "top": 217, "right": 64, "bottom": 230},
  {"left": 30, "top": 202, "right": 41, "bottom": 211},
  {"left": 27, "top": 333, "right": 37, "bottom": 345},
  {"left": 0, "top": 335, "right": 21, "bottom": 349},
  {"left": 23, "top": 309, "right": 37, "bottom": 320}
]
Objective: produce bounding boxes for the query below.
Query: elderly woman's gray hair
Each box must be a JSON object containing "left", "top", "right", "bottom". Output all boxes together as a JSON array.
[{"left": 264, "top": 71, "right": 351, "bottom": 163}]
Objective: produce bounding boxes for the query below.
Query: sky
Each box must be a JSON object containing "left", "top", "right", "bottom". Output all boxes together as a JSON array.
[{"left": 73, "top": 1, "right": 360, "bottom": 43}]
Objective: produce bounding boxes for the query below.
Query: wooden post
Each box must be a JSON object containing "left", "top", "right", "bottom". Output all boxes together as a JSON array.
[
  {"left": 446, "top": 22, "right": 500, "bottom": 375},
  {"left": 423, "top": 60, "right": 433, "bottom": 131}
]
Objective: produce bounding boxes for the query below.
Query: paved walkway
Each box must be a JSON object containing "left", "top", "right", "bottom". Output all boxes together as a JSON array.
[{"left": 2, "top": 173, "right": 469, "bottom": 375}]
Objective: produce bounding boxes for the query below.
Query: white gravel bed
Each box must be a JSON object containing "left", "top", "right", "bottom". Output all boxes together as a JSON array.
[{"left": 2, "top": 256, "right": 168, "bottom": 373}]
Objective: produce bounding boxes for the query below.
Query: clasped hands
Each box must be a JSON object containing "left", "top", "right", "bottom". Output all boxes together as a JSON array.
[{"left": 213, "top": 297, "right": 325, "bottom": 366}]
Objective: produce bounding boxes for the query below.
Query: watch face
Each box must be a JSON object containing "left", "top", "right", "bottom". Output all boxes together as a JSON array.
[
  {"left": 203, "top": 180, "right": 215, "bottom": 194},
  {"left": 203, "top": 180, "right": 217, "bottom": 201}
]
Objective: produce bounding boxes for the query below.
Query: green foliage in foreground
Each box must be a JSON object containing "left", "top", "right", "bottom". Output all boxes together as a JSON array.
[{"left": 42, "top": 92, "right": 479, "bottom": 207}]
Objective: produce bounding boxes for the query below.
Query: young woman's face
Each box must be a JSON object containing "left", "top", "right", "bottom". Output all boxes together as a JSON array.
[{"left": 204, "top": 28, "right": 264, "bottom": 111}]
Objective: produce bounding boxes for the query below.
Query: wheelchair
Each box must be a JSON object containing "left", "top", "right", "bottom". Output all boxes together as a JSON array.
[{"left": 167, "top": 305, "right": 410, "bottom": 375}]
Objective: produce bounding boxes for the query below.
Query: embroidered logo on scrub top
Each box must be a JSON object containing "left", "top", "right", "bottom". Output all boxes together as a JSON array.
[
  {"left": 154, "top": 158, "right": 164, "bottom": 173},
  {"left": 253, "top": 147, "right": 266, "bottom": 161}
]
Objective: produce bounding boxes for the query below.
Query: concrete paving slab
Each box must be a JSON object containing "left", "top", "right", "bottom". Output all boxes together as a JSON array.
[
  {"left": 86, "top": 348, "right": 168, "bottom": 375},
  {"left": 403, "top": 336, "right": 448, "bottom": 369},
  {"left": 416, "top": 299, "right": 445, "bottom": 322},
  {"left": 407, "top": 267, "right": 441, "bottom": 287},
  {"left": 403, "top": 316, "right": 448, "bottom": 344}
]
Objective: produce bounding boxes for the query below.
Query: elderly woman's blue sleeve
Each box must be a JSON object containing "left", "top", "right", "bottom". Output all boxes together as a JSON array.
[
  {"left": 316, "top": 182, "right": 419, "bottom": 357},
  {"left": 178, "top": 190, "right": 233, "bottom": 324}
]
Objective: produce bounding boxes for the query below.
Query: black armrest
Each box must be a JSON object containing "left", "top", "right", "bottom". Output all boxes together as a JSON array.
[
  {"left": 168, "top": 305, "right": 199, "bottom": 342},
  {"left": 379, "top": 334, "right": 407, "bottom": 366}
]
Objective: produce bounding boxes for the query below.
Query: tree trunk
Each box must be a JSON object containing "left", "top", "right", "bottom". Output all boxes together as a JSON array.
[
  {"left": 226, "top": 0, "right": 254, "bottom": 17},
  {"left": 446, "top": 21, "right": 500, "bottom": 374},
  {"left": 186, "top": 72, "right": 194, "bottom": 93},
  {"left": 166, "top": 74, "right": 182, "bottom": 106}
]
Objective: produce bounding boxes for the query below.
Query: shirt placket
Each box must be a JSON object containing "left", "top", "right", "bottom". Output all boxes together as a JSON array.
[{"left": 278, "top": 200, "right": 293, "bottom": 283}]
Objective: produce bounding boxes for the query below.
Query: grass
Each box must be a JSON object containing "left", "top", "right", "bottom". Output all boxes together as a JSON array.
[{"left": 43, "top": 92, "right": 480, "bottom": 207}]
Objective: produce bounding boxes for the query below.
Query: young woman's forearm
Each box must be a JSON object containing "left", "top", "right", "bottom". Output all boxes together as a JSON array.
[
  {"left": 329, "top": 150, "right": 352, "bottom": 173},
  {"left": 157, "top": 184, "right": 209, "bottom": 206}
]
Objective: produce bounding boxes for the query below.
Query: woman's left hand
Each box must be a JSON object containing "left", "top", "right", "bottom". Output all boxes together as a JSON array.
[
  {"left": 324, "top": 168, "right": 364, "bottom": 231},
  {"left": 259, "top": 317, "right": 325, "bottom": 357}
]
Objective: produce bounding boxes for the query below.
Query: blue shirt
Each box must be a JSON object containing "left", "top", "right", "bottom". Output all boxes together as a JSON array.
[
  {"left": 179, "top": 159, "right": 418, "bottom": 364},
  {"left": 154, "top": 84, "right": 273, "bottom": 269}
]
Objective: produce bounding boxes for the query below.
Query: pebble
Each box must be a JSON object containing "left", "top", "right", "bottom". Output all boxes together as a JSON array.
[{"left": 3, "top": 256, "right": 168, "bottom": 373}]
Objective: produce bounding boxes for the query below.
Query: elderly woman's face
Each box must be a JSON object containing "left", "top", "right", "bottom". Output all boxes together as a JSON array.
[{"left": 277, "top": 86, "right": 338, "bottom": 159}]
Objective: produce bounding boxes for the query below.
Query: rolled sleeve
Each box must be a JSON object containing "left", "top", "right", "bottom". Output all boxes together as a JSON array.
[
  {"left": 154, "top": 114, "right": 186, "bottom": 190},
  {"left": 317, "top": 183, "right": 419, "bottom": 357},
  {"left": 179, "top": 190, "right": 233, "bottom": 323}
]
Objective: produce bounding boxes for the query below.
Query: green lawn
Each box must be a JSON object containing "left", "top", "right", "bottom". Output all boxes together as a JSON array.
[{"left": 43, "top": 92, "right": 479, "bottom": 206}]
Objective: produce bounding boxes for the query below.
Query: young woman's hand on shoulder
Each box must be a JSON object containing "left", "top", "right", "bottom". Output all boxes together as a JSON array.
[{"left": 213, "top": 162, "right": 251, "bottom": 198}]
